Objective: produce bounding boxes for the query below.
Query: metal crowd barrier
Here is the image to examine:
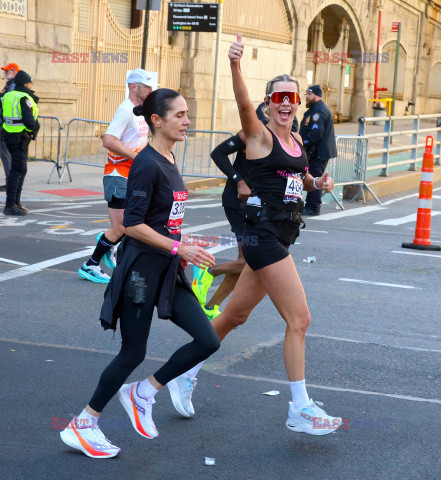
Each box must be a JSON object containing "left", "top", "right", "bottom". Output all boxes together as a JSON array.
[
  {"left": 29, "top": 115, "right": 63, "bottom": 183},
  {"left": 178, "top": 130, "right": 234, "bottom": 178},
  {"left": 58, "top": 121, "right": 234, "bottom": 182},
  {"left": 329, "top": 135, "right": 382, "bottom": 210},
  {"left": 59, "top": 118, "right": 110, "bottom": 183},
  {"left": 358, "top": 113, "right": 441, "bottom": 176}
]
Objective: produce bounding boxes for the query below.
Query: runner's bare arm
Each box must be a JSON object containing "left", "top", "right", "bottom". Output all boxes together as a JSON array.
[
  {"left": 229, "top": 34, "right": 267, "bottom": 144},
  {"left": 125, "top": 223, "right": 215, "bottom": 268},
  {"left": 102, "top": 134, "right": 138, "bottom": 160}
]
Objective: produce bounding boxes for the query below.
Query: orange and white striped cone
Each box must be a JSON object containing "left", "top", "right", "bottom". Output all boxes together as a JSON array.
[{"left": 402, "top": 135, "right": 440, "bottom": 251}]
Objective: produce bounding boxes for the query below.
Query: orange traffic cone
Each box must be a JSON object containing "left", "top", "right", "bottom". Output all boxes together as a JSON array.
[{"left": 402, "top": 135, "right": 440, "bottom": 251}]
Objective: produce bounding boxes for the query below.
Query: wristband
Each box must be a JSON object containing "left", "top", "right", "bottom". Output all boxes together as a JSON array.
[
  {"left": 313, "top": 177, "right": 320, "bottom": 190},
  {"left": 232, "top": 173, "right": 243, "bottom": 184},
  {"left": 171, "top": 241, "right": 180, "bottom": 255}
]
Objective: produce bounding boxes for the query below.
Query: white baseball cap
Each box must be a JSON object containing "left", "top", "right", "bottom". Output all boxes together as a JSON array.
[{"left": 126, "top": 69, "right": 156, "bottom": 88}]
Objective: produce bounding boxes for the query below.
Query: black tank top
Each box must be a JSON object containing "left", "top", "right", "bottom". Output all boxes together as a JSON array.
[
  {"left": 245, "top": 128, "right": 308, "bottom": 244},
  {"left": 246, "top": 127, "right": 308, "bottom": 208},
  {"left": 222, "top": 149, "right": 251, "bottom": 209}
]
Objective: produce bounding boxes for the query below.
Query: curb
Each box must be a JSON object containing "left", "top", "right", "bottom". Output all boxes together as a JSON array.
[
  {"left": 185, "top": 177, "right": 226, "bottom": 191},
  {"left": 365, "top": 165, "right": 441, "bottom": 200}
]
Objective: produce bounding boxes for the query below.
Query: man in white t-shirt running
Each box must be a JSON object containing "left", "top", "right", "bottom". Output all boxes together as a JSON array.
[{"left": 79, "top": 69, "right": 154, "bottom": 283}]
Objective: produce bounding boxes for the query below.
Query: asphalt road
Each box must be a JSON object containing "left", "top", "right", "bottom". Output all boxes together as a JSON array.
[{"left": 1, "top": 187, "right": 441, "bottom": 480}]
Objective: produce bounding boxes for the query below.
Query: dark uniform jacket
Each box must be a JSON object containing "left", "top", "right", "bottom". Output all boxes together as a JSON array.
[
  {"left": 0, "top": 79, "right": 15, "bottom": 97},
  {"left": 0, "top": 84, "right": 40, "bottom": 140},
  {"left": 299, "top": 100, "right": 337, "bottom": 161}
]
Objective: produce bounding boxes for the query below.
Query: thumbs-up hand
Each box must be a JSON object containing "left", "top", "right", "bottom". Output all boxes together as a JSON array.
[
  {"left": 317, "top": 171, "right": 334, "bottom": 193},
  {"left": 228, "top": 32, "right": 244, "bottom": 63}
]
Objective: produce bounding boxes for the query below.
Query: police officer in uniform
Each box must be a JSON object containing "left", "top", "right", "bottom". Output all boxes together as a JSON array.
[
  {"left": 0, "top": 70, "right": 39, "bottom": 216},
  {"left": 0, "top": 63, "right": 20, "bottom": 191},
  {"left": 299, "top": 85, "right": 336, "bottom": 216}
]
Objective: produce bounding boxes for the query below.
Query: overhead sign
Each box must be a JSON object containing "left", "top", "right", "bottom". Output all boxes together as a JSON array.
[
  {"left": 167, "top": 2, "right": 219, "bottom": 32},
  {"left": 391, "top": 22, "right": 400, "bottom": 33}
]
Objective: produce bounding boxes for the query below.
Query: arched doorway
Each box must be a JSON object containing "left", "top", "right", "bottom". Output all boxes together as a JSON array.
[{"left": 305, "top": 4, "right": 364, "bottom": 121}]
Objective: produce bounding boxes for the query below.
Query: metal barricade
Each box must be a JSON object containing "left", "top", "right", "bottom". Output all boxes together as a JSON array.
[
  {"left": 59, "top": 122, "right": 234, "bottom": 182},
  {"left": 59, "top": 118, "right": 109, "bottom": 183},
  {"left": 178, "top": 130, "right": 234, "bottom": 178},
  {"left": 329, "top": 135, "right": 382, "bottom": 209},
  {"left": 358, "top": 113, "right": 441, "bottom": 176},
  {"left": 28, "top": 115, "right": 63, "bottom": 183}
]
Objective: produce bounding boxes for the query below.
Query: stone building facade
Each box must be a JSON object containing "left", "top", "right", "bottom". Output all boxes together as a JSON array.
[{"left": 1, "top": 0, "right": 440, "bottom": 130}]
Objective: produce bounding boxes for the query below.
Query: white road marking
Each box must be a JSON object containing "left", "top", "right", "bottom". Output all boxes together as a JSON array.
[
  {"left": 223, "top": 373, "right": 441, "bottom": 405},
  {"left": 339, "top": 278, "right": 418, "bottom": 289},
  {"left": 28, "top": 200, "right": 106, "bottom": 214},
  {"left": 392, "top": 250, "right": 441, "bottom": 259},
  {"left": 29, "top": 205, "right": 91, "bottom": 214},
  {"left": 308, "top": 205, "right": 384, "bottom": 221},
  {"left": 186, "top": 198, "right": 216, "bottom": 204},
  {"left": 207, "top": 244, "right": 236, "bottom": 254},
  {"left": 381, "top": 186, "right": 441, "bottom": 206},
  {"left": 183, "top": 220, "right": 230, "bottom": 234},
  {"left": 0, "top": 247, "right": 94, "bottom": 283},
  {"left": 186, "top": 203, "right": 222, "bottom": 209},
  {"left": 0, "top": 218, "right": 38, "bottom": 227},
  {"left": 375, "top": 211, "right": 441, "bottom": 226},
  {"left": 303, "top": 229, "right": 329, "bottom": 233},
  {"left": 306, "top": 333, "right": 441, "bottom": 355},
  {"left": 0, "top": 257, "right": 28, "bottom": 266}
]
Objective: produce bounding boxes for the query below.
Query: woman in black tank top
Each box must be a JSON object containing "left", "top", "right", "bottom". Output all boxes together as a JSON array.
[{"left": 184, "top": 34, "right": 342, "bottom": 436}]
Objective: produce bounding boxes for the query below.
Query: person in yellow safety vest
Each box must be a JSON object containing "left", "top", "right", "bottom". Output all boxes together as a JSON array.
[
  {"left": 78, "top": 69, "right": 154, "bottom": 284},
  {"left": 0, "top": 62, "right": 20, "bottom": 191},
  {"left": 0, "top": 70, "right": 39, "bottom": 216}
]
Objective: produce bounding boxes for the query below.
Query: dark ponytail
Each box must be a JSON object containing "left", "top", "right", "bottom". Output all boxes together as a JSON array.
[
  {"left": 133, "top": 88, "right": 181, "bottom": 134},
  {"left": 133, "top": 105, "right": 143, "bottom": 116}
]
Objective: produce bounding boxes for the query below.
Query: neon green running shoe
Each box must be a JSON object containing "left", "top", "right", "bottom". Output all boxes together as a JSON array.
[
  {"left": 192, "top": 266, "right": 214, "bottom": 305},
  {"left": 202, "top": 304, "right": 221, "bottom": 322}
]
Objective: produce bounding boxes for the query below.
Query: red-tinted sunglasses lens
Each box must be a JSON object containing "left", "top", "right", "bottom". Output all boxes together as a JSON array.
[{"left": 269, "top": 91, "right": 300, "bottom": 104}]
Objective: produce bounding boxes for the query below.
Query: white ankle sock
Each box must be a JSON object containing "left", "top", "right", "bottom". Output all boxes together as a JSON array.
[
  {"left": 77, "top": 409, "right": 98, "bottom": 427},
  {"left": 289, "top": 379, "right": 309, "bottom": 411},
  {"left": 185, "top": 361, "right": 204, "bottom": 380},
  {"left": 136, "top": 379, "right": 159, "bottom": 399}
]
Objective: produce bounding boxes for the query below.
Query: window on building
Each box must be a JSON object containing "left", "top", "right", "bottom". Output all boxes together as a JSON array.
[
  {"left": 379, "top": 42, "right": 406, "bottom": 98},
  {"left": 0, "top": 0, "right": 26, "bottom": 16},
  {"left": 428, "top": 62, "right": 441, "bottom": 98},
  {"left": 108, "top": 0, "right": 132, "bottom": 28}
]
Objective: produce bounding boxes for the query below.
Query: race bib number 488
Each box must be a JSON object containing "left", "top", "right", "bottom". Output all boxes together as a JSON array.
[
  {"left": 284, "top": 174, "right": 304, "bottom": 203},
  {"left": 167, "top": 191, "right": 188, "bottom": 234}
]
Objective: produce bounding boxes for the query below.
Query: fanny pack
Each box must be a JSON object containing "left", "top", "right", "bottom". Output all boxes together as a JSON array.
[{"left": 244, "top": 199, "right": 305, "bottom": 229}]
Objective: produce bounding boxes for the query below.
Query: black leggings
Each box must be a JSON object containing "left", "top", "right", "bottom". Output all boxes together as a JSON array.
[{"left": 89, "top": 252, "right": 220, "bottom": 412}]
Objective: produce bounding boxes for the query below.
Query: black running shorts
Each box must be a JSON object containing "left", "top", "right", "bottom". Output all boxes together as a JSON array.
[{"left": 241, "top": 227, "right": 291, "bottom": 271}]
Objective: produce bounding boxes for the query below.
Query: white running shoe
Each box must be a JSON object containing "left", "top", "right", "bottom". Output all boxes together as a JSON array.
[
  {"left": 118, "top": 382, "right": 158, "bottom": 439},
  {"left": 286, "top": 399, "right": 342, "bottom": 436},
  {"left": 60, "top": 418, "right": 120, "bottom": 459},
  {"left": 167, "top": 374, "right": 197, "bottom": 418}
]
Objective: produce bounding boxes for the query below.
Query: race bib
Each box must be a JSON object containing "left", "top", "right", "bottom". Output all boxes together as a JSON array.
[
  {"left": 283, "top": 174, "right": 303, "bottom": 203},
  {"left": 166, "top": 191, "right": 188, "bottom": 234}
]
